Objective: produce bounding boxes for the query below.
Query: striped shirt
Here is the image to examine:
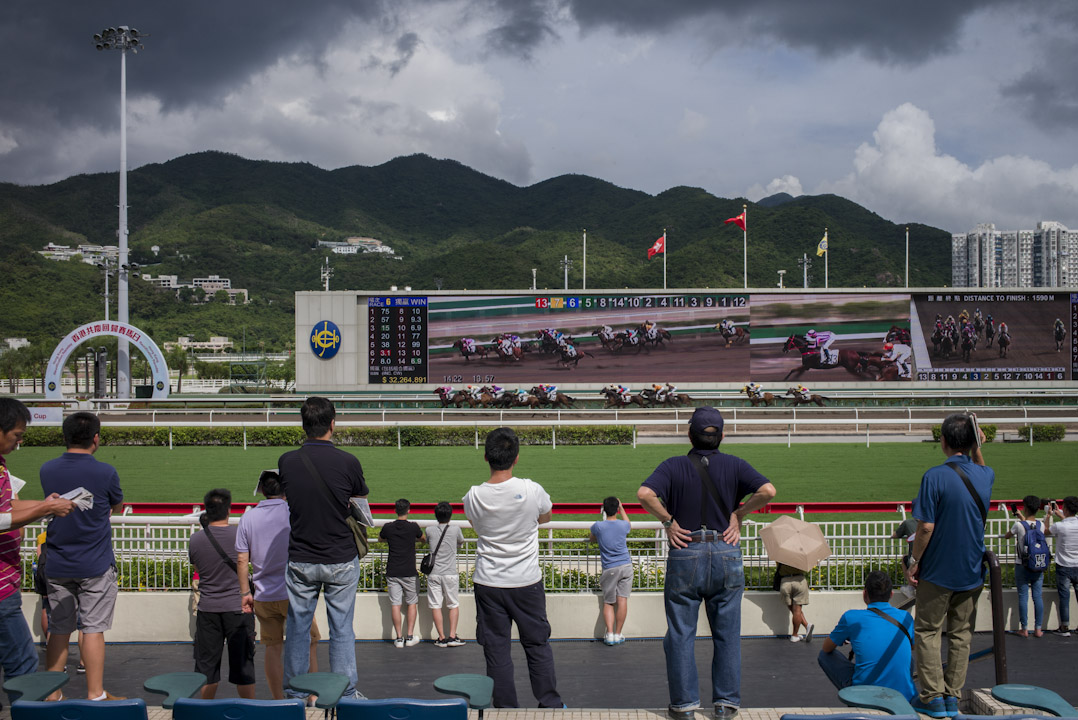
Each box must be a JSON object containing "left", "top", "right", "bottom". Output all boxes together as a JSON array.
[{"left": 0, "top": 458, "right": 21, "bottom": 602}]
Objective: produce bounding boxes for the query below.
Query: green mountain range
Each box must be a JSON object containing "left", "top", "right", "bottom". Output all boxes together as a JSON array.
[{"left": 0, "top": 151, "right": 951, "bottom": 350}]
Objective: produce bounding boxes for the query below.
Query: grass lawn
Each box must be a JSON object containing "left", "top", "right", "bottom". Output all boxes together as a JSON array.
[{"left": 6, "top": 442, "right": 1071, "bottom": 514}]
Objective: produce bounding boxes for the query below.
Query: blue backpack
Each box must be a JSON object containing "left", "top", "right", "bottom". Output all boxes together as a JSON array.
[{"left": 1020, "top": 520, "right": 1051, "bottom": 572}]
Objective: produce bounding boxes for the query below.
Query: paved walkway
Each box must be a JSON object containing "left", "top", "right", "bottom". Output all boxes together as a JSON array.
[{"left": 3, "top": 634, "right": 1074, "bottom": 719}]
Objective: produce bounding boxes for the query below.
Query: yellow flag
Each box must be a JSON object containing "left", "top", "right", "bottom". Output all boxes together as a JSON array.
[{"left": 816, "top": 231, "right": 828, "bottom": 257}]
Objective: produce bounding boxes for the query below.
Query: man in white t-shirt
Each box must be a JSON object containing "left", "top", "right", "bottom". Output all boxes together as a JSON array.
[
  {"left": 463, "top": 428, "right": 563, "bottom": 709},
  {"left": 1045, "top": 496, "right": 1078, "bottom": 636}
]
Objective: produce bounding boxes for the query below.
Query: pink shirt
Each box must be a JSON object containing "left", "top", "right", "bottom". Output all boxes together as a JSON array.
[{"left": 0, "top": 458, "right": 22, "bottom": 602}]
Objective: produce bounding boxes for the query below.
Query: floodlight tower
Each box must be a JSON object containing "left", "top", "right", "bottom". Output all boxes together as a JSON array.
[{"left": 94, "top": 25, "right": 146, "bottom": 399}]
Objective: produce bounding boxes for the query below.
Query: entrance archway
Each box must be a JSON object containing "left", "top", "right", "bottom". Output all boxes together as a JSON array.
[{"left": 45, "top": 321, "right": 170, "bottom": 399}]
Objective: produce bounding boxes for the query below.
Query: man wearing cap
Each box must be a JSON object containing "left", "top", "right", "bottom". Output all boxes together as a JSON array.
[{"left": 638, "top": 407, "right": 776, "bottom": 720}]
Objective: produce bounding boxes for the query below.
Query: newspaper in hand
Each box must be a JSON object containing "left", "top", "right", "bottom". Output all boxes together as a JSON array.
[
  {"left": 59, "top": 487, "right": 94, "bottom": 511},
  {"left": 349, "top": 497, "right": 374, "bottom": 527}
]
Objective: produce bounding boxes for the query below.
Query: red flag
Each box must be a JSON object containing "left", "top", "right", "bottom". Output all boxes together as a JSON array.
[
  {"left": 724, "top": 211, "right": 746, "bottom": 232},
  {"left": 647, "top": 235, "right": 665, "bottom": 259}
]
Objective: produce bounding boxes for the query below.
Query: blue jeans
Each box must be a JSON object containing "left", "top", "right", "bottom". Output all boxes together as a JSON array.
[
  {"left": 1, "top": 592, "right": 38, "bottom": 706},
  {"left": 663, "top": 535, "right": 744, "bottom": 711},
  {"left": 1014, "top": 564, "right": 1044, "bottom": 630},
  {"left": 284, "top": 558, "right": 362, "bottom": 699},
  {"left": 817, "top": 649, "right": 855, "bottom": 691},
  {"left": 1057, "top": 564, "right": 1078, "bottom": 626}
]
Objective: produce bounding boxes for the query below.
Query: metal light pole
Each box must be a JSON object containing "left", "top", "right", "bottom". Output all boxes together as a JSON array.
[
  {"left": 560, "top": 255, "right": 573, "bottom": 290},
  {"left": 95, "top": 25, "right": 146, "bottom": 399},
  {"left": 777, "top": 270, "right": 786, "bottom": 289}
]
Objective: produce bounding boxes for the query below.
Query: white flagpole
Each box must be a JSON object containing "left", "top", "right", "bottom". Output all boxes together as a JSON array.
[
  {"left": 583, "top": 228, "right": 587, "bottom": 290},
  {"left": 905, "top": 227, "right": 909, "bottom": 288},
  {"left": 824, "top": 228, "right": 829, "bottom": 289},
  {"left": 742, "top": 204, "right": 748, "bottom": 289},
  {"left": 663, "top": 229, "right": 667, "bottom": 290}
]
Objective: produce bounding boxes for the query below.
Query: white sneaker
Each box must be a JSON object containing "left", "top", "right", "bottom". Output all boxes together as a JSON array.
[
  {"left": 604, "top": 632, "right": 616, "bottom": 645},
  {"left": 405, "top": 635, "right": 420, "bottom": 647},
  {"left": 394, "top": 637, "right": 405, "bottom": 649},
  {"left": 789, "top": 634, "right": 802, "bottom": 642},
  {"left": 614, "top": 633, "right": 626, "bottom": 644},
  {"left": 804, "top": 624, "right": 814, "bottom": 644}
]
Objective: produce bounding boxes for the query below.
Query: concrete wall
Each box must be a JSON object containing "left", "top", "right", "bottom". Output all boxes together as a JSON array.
[{"left": 22, "top": 589, "right": 1078, "bottom": 643}]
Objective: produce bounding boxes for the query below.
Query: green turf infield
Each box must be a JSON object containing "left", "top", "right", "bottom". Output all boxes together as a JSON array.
[{"left": 6, "top": 442, "right": 1071, "bottom": 514}]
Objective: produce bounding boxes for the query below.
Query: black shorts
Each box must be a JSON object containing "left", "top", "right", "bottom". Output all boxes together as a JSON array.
[{"left": 194, "top": 611, "right": 256, "bottom": 686}]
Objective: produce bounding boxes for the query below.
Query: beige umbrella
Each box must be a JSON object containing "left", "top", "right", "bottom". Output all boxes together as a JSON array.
[{"left": 760, "top": 516, "right": 831, "bottom": 573}]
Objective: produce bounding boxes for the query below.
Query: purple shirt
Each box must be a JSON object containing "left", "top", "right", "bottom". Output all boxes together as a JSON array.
[{"left": 235, "top": 498, "right": 290, "bottom": 602}]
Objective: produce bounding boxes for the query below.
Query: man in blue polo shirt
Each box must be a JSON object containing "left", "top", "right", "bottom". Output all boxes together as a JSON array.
[
  {"left": 906, "top": 413, "right": 993, "bottom": 718},
  {"left": 638, "top": 407, "right": 776, "bottom": 720},
  {"left": 818, "top": 570, "right": 915, "bottom": 700}
]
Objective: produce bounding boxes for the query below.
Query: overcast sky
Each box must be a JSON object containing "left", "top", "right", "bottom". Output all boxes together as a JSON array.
[{"left": 2, "top": 0, "right": 1077, "bottom": 233}]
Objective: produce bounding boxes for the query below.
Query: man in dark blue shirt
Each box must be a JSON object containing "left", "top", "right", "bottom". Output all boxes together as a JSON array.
[
  {"left": 638, "top": 407, "right": 776, "bottom": 720},
  {"left": 906, "top": 413, "right": 993, "bottom": 718},
  {"left": 39, "top": 412, "right": 124, "bottom": 701}
]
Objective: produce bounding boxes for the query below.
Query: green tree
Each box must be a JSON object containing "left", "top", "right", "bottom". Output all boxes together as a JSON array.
[{"left": 166, "top": 347, "right": 190, "bottom": 393}]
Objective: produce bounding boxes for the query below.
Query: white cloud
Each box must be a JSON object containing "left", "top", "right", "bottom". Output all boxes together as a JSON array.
[
  {"left": 746, "top": 175, "right": 803, "bottom": 200},
  {"left": 677, "top": 109, "right": 708, "bottom": 139},
  {"left": 819, "top": 103, "right": 1078, "bottom": 231}
]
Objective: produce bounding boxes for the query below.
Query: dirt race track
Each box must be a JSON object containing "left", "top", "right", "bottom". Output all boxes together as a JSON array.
[
  {"left": 750, "top": 338, "right": 895, "bottom": 383},
  {"left": 428, "top": 333, "right": 751, "bottom": 384},
  {"left": 913, "top": 298, "right": 1070, "bottom": 378}
]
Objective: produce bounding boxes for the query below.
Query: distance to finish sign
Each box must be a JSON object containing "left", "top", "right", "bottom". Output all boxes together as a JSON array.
[{"left": 310, "top": 320, "right": 342, "bottom": 359}]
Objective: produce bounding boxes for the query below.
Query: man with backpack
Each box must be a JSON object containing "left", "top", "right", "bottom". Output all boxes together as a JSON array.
[
  {"left": 905, "top": 413, "right": 994, "bottom": 719},
  {"left": 1003, "top": 496, "right": 1051, "bottom": 637}
]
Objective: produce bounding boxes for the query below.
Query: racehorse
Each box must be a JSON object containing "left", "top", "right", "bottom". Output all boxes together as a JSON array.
[
  {"left": 507, "top": 392, "right": 543, "bottom": 409},
  {"left": 961, "top": 333, "right": 974, "bottom": 363},
  {"left": 717, "top": 324, "right": 751, "bottom": 346},
  {"left": 1055, "top": 323, "right": 1066, "bottom": 352},
  {"left": 530, "top": 386, "right": 576, "bottom": 408},
  {"left": 885, "top": 325, "right": 912, "bottom": 345},
  {"left": 640, "top": 389, "right": 694, "bottom": 407},
  {"left": 480, "top": 388, "right": 515, "bottom": 409},
  {"left": 452, "top": 339, "right": 488, "bottom": 362},
  {"left": 973, "top": 315, "right": 985, "bottom": 339},
  {"left": 490, "top": 337, "right": 522, "bottom": 362},
  {"left": 785, "top": 388, "right": 828, "bottom": 406},
  {"left": 781, "top": 334, "right": 868, "bottom": 380},
  {"left": 592, "top": 327, "right": 618, "bottom": 351},
  {"left": 639, "top": 324, "right": 673, "bottom": 349},
  {"left": 599, "top": 387, "right": 648, "bottom": 409},
  {"left": 536, "top": 330, "right": 572, "bottom": 355},
  {"left": 556, "top": 347, "right": 594, "bottom": 369},
  {"left": 612, "top": 331, "right": 645, "bottom": 354},
  {"left": 435, "top": 387, "right": 467, "bottom": 408},
  {"left": 997, "top": 331, "right": 1011, "bottom": 358},
  {"left": 985, "top": 320, "right": 995, "bottom": 348},
  {"left": 741, "top": 386, "right": 776, "bottom": 407}
]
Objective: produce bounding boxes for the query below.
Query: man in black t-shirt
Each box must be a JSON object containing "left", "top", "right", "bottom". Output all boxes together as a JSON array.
[
  {"left": 278, "top": 397, "right": 368, "bottom": 701},
  {"left": 379, "top": 498, "right": 424, "bottom": 647}
]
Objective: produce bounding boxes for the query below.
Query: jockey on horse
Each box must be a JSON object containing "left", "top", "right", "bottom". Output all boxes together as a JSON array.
[
  {"left": 716, "top": 319, "right": 735, "bottom": 338},
  {"left": 642, "top": 320, "right": 659, "bottom": 342},
  {"left": 882, "top": 341, "right": 912, "bottom": 379},
  {"left": 652, "top": 382, "right": 676, "bottom": 404},
  {"left": 745, "top": 382, "right": 763, "bottom": 401},
  {"left": 615, "top": 384, "right": 631, "bottom": 403},
  {"left": 795, "top": 384, "right": 811, "bottom": 402},
  {"left": 805, "top": 329, "right": 836, "bottom": 365},
  {"left": 461, "top": 337, "right": 477, "bottom": 354}
]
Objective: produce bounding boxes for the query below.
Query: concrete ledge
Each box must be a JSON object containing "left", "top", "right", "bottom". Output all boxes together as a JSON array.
[{"left": 21, "top": 588, "right": 1078, "bottom": 643}]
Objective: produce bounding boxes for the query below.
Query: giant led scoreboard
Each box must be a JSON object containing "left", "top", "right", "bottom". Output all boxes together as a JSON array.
[{"left": 295, "top": 289, "right": 1077, "bottom": 391}]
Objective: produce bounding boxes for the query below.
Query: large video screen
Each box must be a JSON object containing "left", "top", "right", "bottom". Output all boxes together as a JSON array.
[{"left": 351, "top": 291, "right": 1077, "bottom": 387}]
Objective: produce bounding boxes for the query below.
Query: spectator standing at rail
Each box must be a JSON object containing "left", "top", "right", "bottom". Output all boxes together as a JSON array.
[
  {"left": 589, "top": 496, "right": 633, "bottom": 645},
  {"left": 463, "top": 427, "right": 564, "bottom": 709},
  {"left": 40, "top": 411, "right": 125, "bottom": 702},
  {"left": 425, "top": 501, "right": 465, "bottom": 648},
  {"left": 278, "top": 396, "right": 368, "bottom": 701},
  {"left": 817, "top": 570, "right": 915, "bottom": 700},
  {"left": 777, "top": 563, "right": 813, "bottom": 642},
  {"left": 637, "top": 406, "right": 777, "bottom": 720},
  {"left": 236, "top": 471, "right": 320, "bottom": 699},
  {"left": 189, "top": 488, "right": 256, "bottom": 699},
  {"left": 905, "top": 413, "right": 993, "bottom": 718},
  {"left": 1045, "top": 496, "right": 1078, "bottom": 636},
  {"left": 1002, "top": 496, "right": 1048, "bottom": 637},
  {"left": 0, "top": 399, "right": 74, "bottom": 712},
  {"left": 380, "top": 498, "right": 423, "bottom": 648}
]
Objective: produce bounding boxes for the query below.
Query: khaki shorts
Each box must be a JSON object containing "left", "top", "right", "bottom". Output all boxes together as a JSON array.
[
  {"left": 600, "top": 563, "right": 633, "bottom": 604},
  {"left": 388, "top": 576, "right": 419, "bottom": 606},
  {"left": 46, "top": 566, "right": 119, "bottom": 634},
  {"left": 779, "top": 575, "right": 810, "bottom": 606},
  {"left": 253, "top": 599, "right": 322, "bottom": 647},
  {"left": 426, "top": 575, "right": 460, "bottom": 610}
]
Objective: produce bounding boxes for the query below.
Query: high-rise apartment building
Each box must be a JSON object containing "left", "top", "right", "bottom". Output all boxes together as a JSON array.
[{"left": 951, "top": 221, "right": 1076, "bottom": 287}]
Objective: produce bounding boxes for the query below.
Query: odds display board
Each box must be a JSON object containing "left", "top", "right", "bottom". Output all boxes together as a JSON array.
[{"left": 295, "top": 290, "right": 1077, "bottom": 391}]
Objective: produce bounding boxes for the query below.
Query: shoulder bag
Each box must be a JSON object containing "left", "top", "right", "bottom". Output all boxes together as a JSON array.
[{"left": 299, "top": 447, "right": 369, "bottom": 560}]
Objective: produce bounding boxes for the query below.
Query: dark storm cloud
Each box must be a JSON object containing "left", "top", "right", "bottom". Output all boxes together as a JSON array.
[
  {"left": 1000, "top": 3, "right": 1078, "bottom": 130},
  {"left": 387, "top": 32, "right": 421, "bottom": 75},
  {"left": 484, "top": 2, "right": 558, "bottom": 60}
]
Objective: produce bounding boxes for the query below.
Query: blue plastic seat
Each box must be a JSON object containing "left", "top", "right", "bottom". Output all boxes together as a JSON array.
[
  {"left": 172, "top": 697, "right": 307, "bottom": 719},
  {"left": 336, "top": 697, "right": 469, "bottom": 720},
  {"left": 142, "top": 671, "right": 207, "bottom": 709},
  {"left": 11, "top": 698, "right": 148, "bottom": 720},
  {"left": 3, "top": 672, "right": 70, "bottom": 703},
  {"left": 433, "top": 674, "right": 493, "bottom": 711},
  {"left": 839, "top": 685, "right": 918, "bottom": 716},
  {"left": 991, "top": 685, "right": 1078, "bottom": 718},
  {"left": 781, "top": 715, "right": 916, "bottom": 720}
]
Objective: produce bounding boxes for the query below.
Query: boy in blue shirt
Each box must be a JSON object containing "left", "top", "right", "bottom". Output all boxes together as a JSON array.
[
  {"left": 818, "top": 570, "right": 916, "bottom": 701},
  {"left": 589, "top": 497, "right": 632, "bottom": 645}
]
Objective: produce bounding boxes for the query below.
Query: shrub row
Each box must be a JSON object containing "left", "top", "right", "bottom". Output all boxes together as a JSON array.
[
  {"left": 21, "top": 425, "right": 633, "bottom": 447},
  {"left": 930, "top": 424, "right": 998, "bottom": 443},
  {"left": 1017, "top": 424, "right": 1067, "bottom": 442}
]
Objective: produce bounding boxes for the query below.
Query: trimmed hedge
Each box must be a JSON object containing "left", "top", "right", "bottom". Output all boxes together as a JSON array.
[
  {"left": 1017, "top": 424, "right": 1066, "bottom": 442},
  {"left": 20, "top": 425, "right": 633, "bottom": 447},
  {"left": 931, "top": 424, "right": 997, "bottom": 443}
]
